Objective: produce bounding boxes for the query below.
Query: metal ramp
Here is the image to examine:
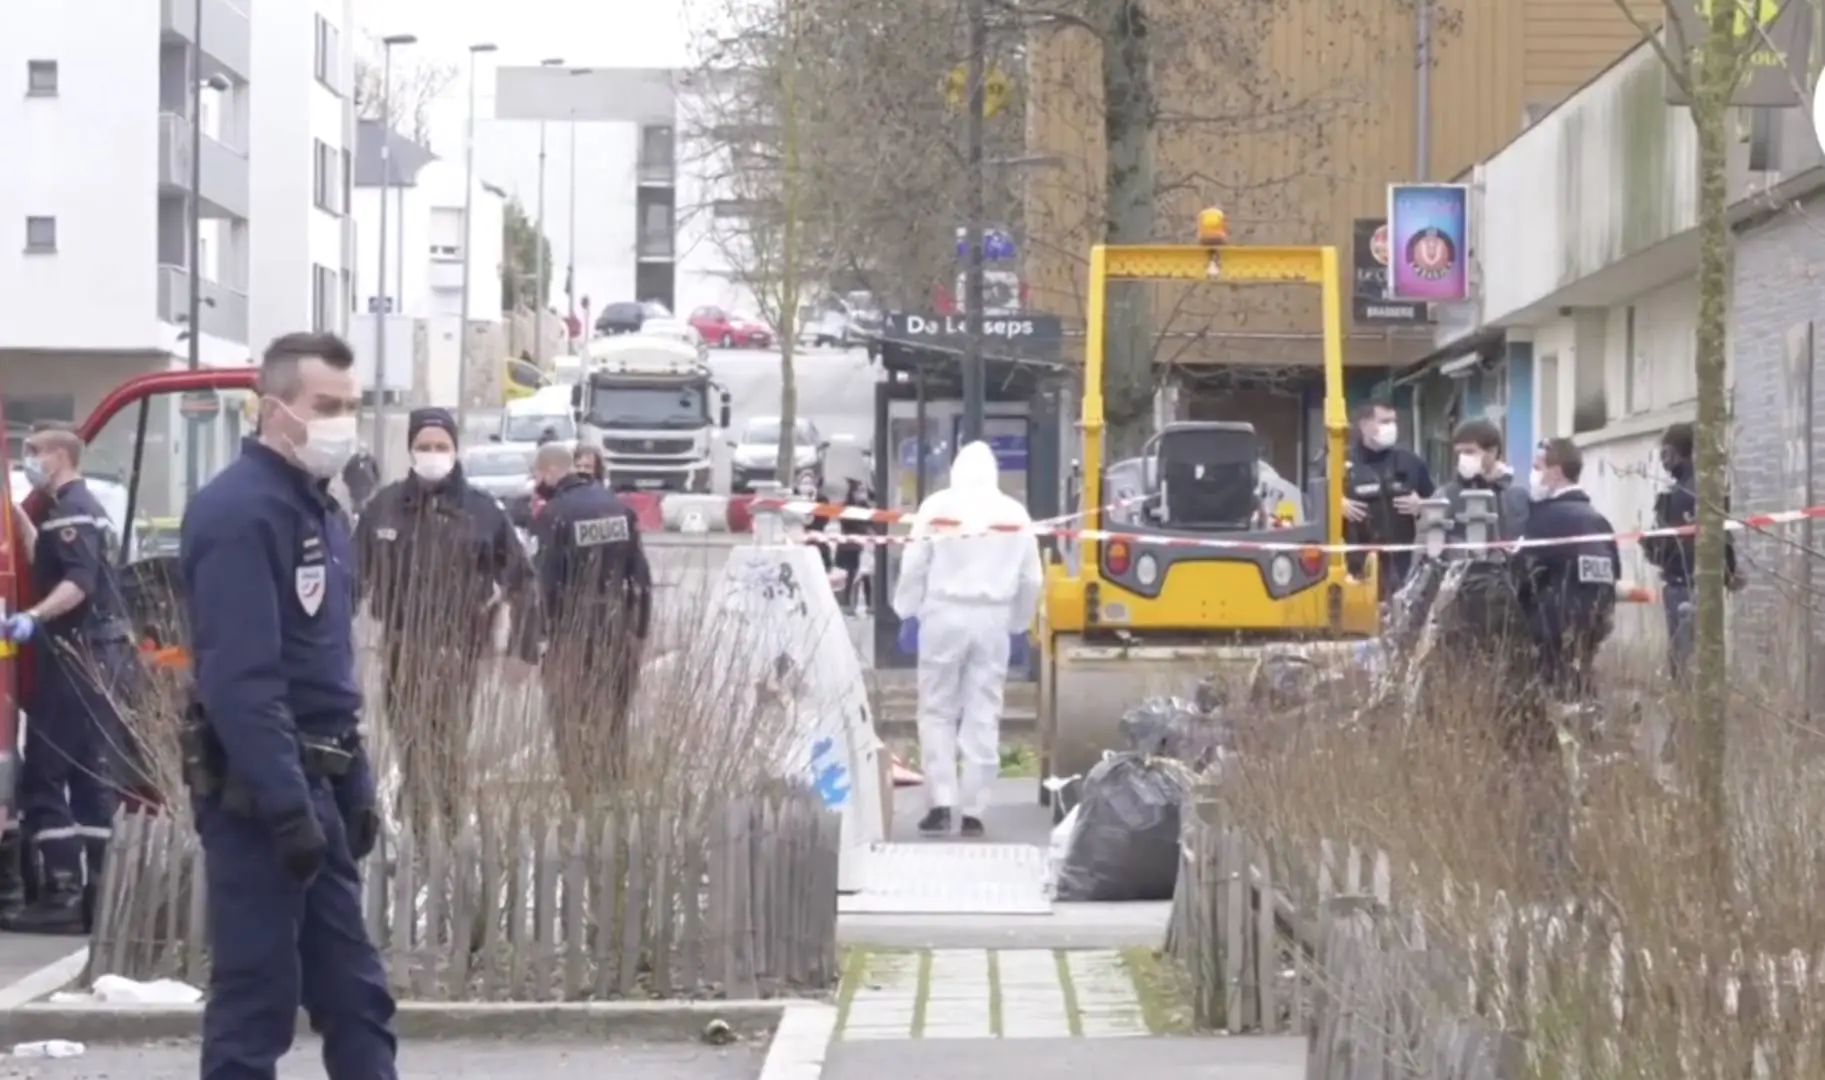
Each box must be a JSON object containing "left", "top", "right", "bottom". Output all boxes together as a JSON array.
[{"left": 839, "top": 842, "right": 1053, "bottom": 915}]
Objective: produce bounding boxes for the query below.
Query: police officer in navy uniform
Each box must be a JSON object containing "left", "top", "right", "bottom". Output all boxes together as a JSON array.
[
  {"left": 1340, "top": 400, "right": 1435, "bottom": 598},
  {"left": 179, "top": 332, "right": 397, "bottom": 1080},
  {"left": 528, "top": 442, "right": 652, "bottom": 807},
  {"left": 1514, "top": 438, "right": 1620, "bottom": 708},
  {"left": 354, "top": 406, "right": 535, "bottom": 840},
  {"left": 1642, "top": 422, "right": 1740, "bottom": 680},
  {"left": 1, "top": 422, "right": 136, "bottom": 934}
]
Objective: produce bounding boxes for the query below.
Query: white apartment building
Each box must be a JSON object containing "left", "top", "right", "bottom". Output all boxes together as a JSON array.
[
  {"left": 348, "top": 120, "right": 506, "bottom": 408},
  {"left": 0, "top": 0, "right": 357, "bottom": 518},
  {"left": 491, "top": 65, "right": 722, "bottom": 320}
]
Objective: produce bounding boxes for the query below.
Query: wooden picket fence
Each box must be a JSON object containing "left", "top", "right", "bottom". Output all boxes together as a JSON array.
[
  {"left": 87, "top": 789, "right": 843, "bottom": 1000},
  {"left": 1168, "top": 788, "right": 1825, "bottom": 1079}
]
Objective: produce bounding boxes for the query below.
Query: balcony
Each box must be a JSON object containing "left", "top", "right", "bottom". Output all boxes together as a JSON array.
[
  {"left": 159, "top": 0, "right": 250, "bottom": 83},
  {"left": 158, "top": 112, "right": 249, "bottom": 220},
  {"left": 158, "top": 264, "right": 249, "bottom": 345}
]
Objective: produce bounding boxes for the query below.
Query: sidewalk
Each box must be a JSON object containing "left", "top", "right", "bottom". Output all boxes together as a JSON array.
[
  {"left": 824, "top": 1035, "right": 1306, "bottom": 1079},
  {"left": 14, "top": 1039, "right": 767, "bottom": 1078}
]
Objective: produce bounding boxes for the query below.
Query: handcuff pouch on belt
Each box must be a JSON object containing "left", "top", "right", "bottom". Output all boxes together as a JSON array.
[{"left": 180, "top": 701, "right": 360, "bottom": 816}]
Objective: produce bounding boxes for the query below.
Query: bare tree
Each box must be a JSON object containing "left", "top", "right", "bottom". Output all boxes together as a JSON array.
[{"left": 351, "top": 35, "right": 458, "bottom": 148}]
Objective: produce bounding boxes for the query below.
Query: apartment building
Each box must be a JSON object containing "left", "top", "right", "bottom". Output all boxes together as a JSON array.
[
  {"left": 491, "top": 65, "right": 692, "bottom": 317},
  {"left": 349, "top": 120, "right": 506, "bottom": 408},
  {"left": 247, "top": 0, "right": 359, "bottom": 352}
]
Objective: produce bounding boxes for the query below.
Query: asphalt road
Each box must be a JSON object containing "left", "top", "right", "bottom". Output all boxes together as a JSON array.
[{"left": 12, "top": 1039, "right": 768, "bottom": 1078}]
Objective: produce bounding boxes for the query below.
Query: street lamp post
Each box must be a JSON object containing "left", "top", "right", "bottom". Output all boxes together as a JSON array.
[
  {"left": 455, "top": 42, "right": 498, "bottom": 431},
  {"left": 372, "top": 32, "right": 417, "bottom": 483},
  {"left": 565, "top": 68, "right": 592, "bottom": 356},
  {"left": 532, "top": 57, "right": 565, "bottom": 367}
]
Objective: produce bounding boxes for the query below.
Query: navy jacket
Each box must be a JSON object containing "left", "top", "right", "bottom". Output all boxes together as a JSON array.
[
  {"left": 533, "top": 475, "right": 653, "bottom": 640},
  {"left": 33, "top": 479, "right": 131, "bottom": 643},
  {"left": 1642, "top": 470, "right": 1738, "bottom": 587},
  {"left": 1514, "top": 487, "right": 1619, "bottom": 648},
  {"left": 354, "top": 467, "right": 533, "bottom": 638},
  {"left": 179, "top": 439, "right": 360, "bottom": 820}
]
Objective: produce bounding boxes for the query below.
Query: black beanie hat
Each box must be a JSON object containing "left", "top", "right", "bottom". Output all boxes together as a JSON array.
[{"left": 408, "top": 407, "right": 458, "bottom": 446}]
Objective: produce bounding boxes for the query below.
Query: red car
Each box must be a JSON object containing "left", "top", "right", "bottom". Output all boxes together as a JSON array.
[{"left": 689, "top": 306, "right": 773, "bottom": 349}]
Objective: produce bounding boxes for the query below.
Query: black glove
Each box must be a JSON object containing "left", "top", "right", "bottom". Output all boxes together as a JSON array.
[
  {"left": 347, "top": 806, "right": 381, "bottom": 860},
  {"left": 270, "top": 809, "right": 327, "bottom": 883}
]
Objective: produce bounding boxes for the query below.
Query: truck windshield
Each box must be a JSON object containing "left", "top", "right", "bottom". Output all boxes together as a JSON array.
[{"left": 585, "top": 384, "right": 707, "bottom": 428}]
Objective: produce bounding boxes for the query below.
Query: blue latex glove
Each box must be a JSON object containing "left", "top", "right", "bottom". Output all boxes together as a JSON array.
[
  {"left": 896, "top": 617, "right": 919, "bottom": 655},
  {"left": 3, "top": 613, "right": 38, "bottom": 643},
  {"left": 1008, "top": 632, "right": 1030, "bottom": 670}
]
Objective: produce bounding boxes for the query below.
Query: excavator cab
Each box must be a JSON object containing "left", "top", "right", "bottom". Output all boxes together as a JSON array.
[
  {"left": 0, "top": 368, "right": 261, "bottom": 819},
  {"left": 1037, "top": 222, "right": 1382, "bottom": 797}
]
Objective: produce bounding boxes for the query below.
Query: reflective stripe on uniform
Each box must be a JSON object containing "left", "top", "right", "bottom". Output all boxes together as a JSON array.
[
  {"left": 31, "top": 825, "right": 112, "bottom": 841},
  {"left": 40, "top": 515, "right": 101, "bottom": 530}
]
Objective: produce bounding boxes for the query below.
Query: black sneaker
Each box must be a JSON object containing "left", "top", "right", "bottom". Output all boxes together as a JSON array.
[
  {"left": 959, "top": 816, "right": 986, "bottom": 839},
  {"left": 916, "top": 808, "right": 952, "bottom": 836}
]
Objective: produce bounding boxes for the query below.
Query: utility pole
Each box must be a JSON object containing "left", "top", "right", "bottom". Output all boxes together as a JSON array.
[
  {"left": 532, "top": 57, "right": 565, "bottom": 366},
  {"left": 456, "top": 42, "right": 497, "bottom": 431},
  {"left": 183, "top": 0, "right": 205, "bottom": 498},
  {"left": 961, "top": 0, "right": 988, "bottom": 445},
  {"left": 373, "top": 33, "right": 416, "bottom": 482},
  {"left": 566, "top": 96, "right": 583, "bottom": 355}
]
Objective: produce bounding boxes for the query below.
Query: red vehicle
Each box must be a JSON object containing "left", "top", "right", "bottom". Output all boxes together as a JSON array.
[
  {"left": 3, "top": 367, "right": 261, "bottom": 819},
  {"left": 688, "top": 306, "right": 773, "bottom": 349}
]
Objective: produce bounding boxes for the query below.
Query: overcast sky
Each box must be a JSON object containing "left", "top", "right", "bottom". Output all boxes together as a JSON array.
[{"left": 356, "top": 0, "right": 696, "bottom": 309}]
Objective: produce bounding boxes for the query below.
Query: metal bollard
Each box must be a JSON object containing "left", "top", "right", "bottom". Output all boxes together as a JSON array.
[
  {"left": 750, "top": 481, "right": 789, "bottom": 546},
  {"left": 1417, "top": 496, "right": 1451, "bottom": 560},
  {"left": 1459, "top": 488, "right": 1496, "bottom": 556}
]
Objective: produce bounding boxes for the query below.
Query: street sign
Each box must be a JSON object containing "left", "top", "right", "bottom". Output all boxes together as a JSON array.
[
  {"left": 179, "top": 391, "right": 221, "bottom": 421},
  {"left": 943, "top": 65, "right": 1011, "bottom": 119}
]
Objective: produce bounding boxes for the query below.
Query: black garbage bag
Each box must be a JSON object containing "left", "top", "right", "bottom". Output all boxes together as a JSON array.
[
  {"left": 1055, "top": 753, "right": 1190, "bottom": 902},
  {"left": 1118, "top": 696, "right": 1226, "bottom": 764}
]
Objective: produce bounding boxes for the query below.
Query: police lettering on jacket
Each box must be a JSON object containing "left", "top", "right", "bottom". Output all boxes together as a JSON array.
[
  {"left": 1514, "top": 488, "right": 1620, "bottom": 643},
  {"left": 532, "top": 475, "right": 653, "bottom": 637},
  {"left": 353, "top": 473, "right": 531, "bottom": 633},
  {"left": 179, "top": 439, "right": 360, "bottom": 821},
  {"left": 33, "top": 480, "right": 130, "bottom": 640}
]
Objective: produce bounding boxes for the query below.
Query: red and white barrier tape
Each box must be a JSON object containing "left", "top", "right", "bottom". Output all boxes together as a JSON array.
[{"left": 761, "top": 497, "right": 1825, "bottom": 555}]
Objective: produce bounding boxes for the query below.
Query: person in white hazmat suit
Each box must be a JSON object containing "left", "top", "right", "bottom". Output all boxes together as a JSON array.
[{"left": 891, "top": 441, "right": 1045, "bottom": 837}]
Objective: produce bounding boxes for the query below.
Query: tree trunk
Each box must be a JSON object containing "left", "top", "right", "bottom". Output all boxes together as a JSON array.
[
  {"left": 776, "top": 15, "right": 803, "bottom": 487},
  {"left": 1688, "top": 4, "right": 1735, "bottom": 923},
  {"left": 1101, "top": 0, "right": 1158, "bottom": 459}
]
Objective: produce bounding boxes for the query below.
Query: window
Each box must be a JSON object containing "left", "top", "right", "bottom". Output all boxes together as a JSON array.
[
  {"left": 312, "top": 140, "right": 340, "bottom": 214},
  {"left": 24, "top": 216, "right": 56, "bottom": 253},
  {"left": 311, "top": 264, "right": 338, "bottom": 331},
  {"left": 428, "top": 207, "right": 463, "bottom": 260},
  {"left": 340, "top": 148, "right": 353, "bottom": 216},
  {"left": 313, "top": 15, "right": 341, "bottom": 94},
  {"left": 26, "top": 60, "right": 57, "bottom": 97},
  {"left": 638, "top": 124, "right": 675, "bottom": 174}
]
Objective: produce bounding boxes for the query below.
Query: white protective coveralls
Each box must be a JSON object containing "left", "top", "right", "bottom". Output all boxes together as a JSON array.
[{"left": 890, "top": 441, "right": 1045, "bottom": 816}]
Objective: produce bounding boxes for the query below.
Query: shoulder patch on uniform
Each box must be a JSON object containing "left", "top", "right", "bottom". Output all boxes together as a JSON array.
[
  {"left": 58, "top": 528, "right": 76, "bottom": 543},
  {"left": 1576, "top": 555, "right": 1615, "bottom": 585},
  {"left": 573, "top": 516, "right": 629, "bottom": 547}
]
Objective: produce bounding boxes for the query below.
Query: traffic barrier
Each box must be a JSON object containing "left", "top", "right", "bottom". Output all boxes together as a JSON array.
[
  {"left": 726, "top": 494, "right": 756, "bottom": 533},
  {"left": 622, "top": 492, "right": 664, "bottom": 533},
  {"left": 659, "top": 493, "right": 732, "bottom": 533}
]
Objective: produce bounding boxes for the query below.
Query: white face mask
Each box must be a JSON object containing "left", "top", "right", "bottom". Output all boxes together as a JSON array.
[
  {"left": 411, "top": 451, "right": 456, "bottom": 483},
  {"left": 21, "top": 456, "right": 50, "bottom": 490},
  {"left": 1374, "top": 421, "right": 1398, "bottom": 449},
  {"left": 290, "top": 415, "right": 359, "bottom": 478},
  {"left": 1528, "top": 468, "right": 1549, "bottom": 500},
  {"left": 1456, "top": 452, "right": 1483, "bottom": 480}
]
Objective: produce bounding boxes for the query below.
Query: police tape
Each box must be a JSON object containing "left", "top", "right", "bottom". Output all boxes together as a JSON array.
[{"left": 760, "top": 497, "right": 1825, "bottom": 555}]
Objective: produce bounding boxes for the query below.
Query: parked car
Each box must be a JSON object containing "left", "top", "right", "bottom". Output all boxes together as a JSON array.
[
  {"left": 460, "top": 444, "right": 538, "bottom": 502},
  {"left": 728, "top": 415, "right": 827, "bottom": 494},
  {"left": 796, "top": 303, "right": 853, "bottom": 348},
  {"left": 595, "top": 301, "right": 646, "bottom": 336},
  {"left": 689, "top": 306, "right": 774, "bottom": 349}
]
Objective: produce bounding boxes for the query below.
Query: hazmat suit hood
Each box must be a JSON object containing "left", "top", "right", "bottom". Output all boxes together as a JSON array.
[{"left": 948, "top": 441, "right": 1000, "bottom": 493}]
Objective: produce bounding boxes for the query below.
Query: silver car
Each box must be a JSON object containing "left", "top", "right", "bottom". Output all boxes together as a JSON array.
[
  {"left": 729, "top": 416, "right": 827, "bottom": 494},
  {"left": 461, "top": 444, "right": 537, "bottom": 502}
]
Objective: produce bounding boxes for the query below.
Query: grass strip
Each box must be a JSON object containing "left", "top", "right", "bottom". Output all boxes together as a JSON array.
[
  {"left": 986, "top": 949, "right": 1004, "bottom": 1037},
  {"left": 910, "top": 949, "right": 934, "bottom": 1037},
  {"left": 1053, "top": 949, "right": 1085, "bottom": 1037},
  {"left": 1118, "top": 946, "right": 1195, "bottom": 1035}
]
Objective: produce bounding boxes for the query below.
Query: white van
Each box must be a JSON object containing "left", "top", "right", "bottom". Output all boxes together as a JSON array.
[{"left": 497, "top": 385, "right": 576, "bottom": 445}]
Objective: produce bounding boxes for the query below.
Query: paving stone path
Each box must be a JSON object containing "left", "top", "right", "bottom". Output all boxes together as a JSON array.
[{"left": 839, "top": 948, "right": 1152, "bottom": 1040}]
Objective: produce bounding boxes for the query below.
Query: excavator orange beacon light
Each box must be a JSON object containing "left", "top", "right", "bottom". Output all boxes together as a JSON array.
[{"left": 1196, "top": 208, "right": 1229, "bottom": 246}]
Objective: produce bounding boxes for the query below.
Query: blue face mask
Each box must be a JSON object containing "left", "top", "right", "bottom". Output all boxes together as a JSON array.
[{"left": 21, "top": 456, "right": 49, "bottom": 490}]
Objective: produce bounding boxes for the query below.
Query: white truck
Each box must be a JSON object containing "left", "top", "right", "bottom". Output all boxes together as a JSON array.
[{"left": 570, "top": 334, "right": 732, "bottom": 493}]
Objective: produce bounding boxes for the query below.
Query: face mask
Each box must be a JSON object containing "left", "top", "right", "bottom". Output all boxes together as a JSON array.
[
  {"left": 411, "top": 451, "right": 456, "bottom": 483},
  {"left": 21, "top": 456, "right": 50, "bottom": 490},
  {"left": 1456, "top": 453, "right": 1482, "bottom": 480},
  {"left": 1528, "top": 468, "right": 1550, "bottom": 500},
  {"left": 1374, "top": 421, "right": 1398, "bottom": 449}
]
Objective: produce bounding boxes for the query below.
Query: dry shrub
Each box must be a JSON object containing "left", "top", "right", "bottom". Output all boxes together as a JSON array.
[
  {"left": 1224, "top": 587, "right": 1825, "bottom": 1076},
  {"left": 366, "top": 539, "right": 818, "bottom": 846}
]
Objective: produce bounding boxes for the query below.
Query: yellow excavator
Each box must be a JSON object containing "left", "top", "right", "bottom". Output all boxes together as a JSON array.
[{"left": 1037, "top": 211, "right": 1382, "bottom": 792}]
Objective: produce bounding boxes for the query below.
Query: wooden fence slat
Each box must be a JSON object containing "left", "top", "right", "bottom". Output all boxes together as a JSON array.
[
  {"left": 589, "top": 812, "right": 619, "bottom": 999},
  {"left": 616, "top": 813, "right": 645, "bottom": 996},
  {"left": 725, "top": 800, "right": 758, "bottom": 999},
  {"left": 678, "top": 822, "right": 704, "bottom": 991},
  {"left": 505, "top": 819, "right": 531, "bottom": 997},
  {"left": 561, "top": 819, "right": 588, "bottom": 1000},
  {"left": 532, "top": 819, "right": 559, "bottom": 1001},
  {"left": 419, "top": 827, "right": 446, "bottom": 1000},
  {"left": 476, "top": 820, "right": 505, "bottom": 1000},
  {"left": 446, "top": 825, "right": 479, "bottom": 998},
  {"left": 1254, "top": 836, "right": 1277, "bottom": 1034},
  {"left": 649, "top": 816, "right": 675, "bottom": 998},
  {"left": 391, "top": 830, "right": 417, "bottom": 987}
]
